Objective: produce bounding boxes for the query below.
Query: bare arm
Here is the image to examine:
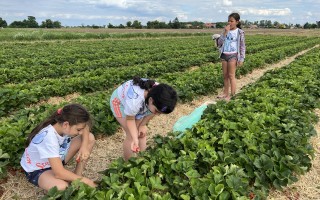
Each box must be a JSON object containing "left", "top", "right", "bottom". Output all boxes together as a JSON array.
[
  {"left": 139, "top": 114, "right": 155, "bottom": 127},
  {"left": 126, "top": 116, "right": 140, "bottom": 152},
  {"left": 49, "top": 157, "right": 96, "bottom": 187},
  {"left": 76, "top": 124, "right": 90, "bottom": 162}
]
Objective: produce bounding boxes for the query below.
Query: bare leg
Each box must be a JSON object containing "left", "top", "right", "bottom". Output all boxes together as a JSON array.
[
  {"left": 115, "top": 117, "right": 136, "bottom": 160},
  {"left": 135, "top": 120, "right": 147, "bottom": 151},
  {"left": 228, "top": 59, "right": 237, "bottom": 98},
  {"left": 38, "top": 170, "right": 69, "bottom": 191},
  {"left": 64, "top": 133, "right": 95, "bottom": 175},
  {"left": 221, "top": 60, "right": 229, "bottom": 97},
  {"left": 116, "top": 117, "right": 146, "bottom": 160}
]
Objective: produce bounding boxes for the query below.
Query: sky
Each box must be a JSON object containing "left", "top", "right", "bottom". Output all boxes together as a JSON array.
[{"left": 0, "top": 0, "right": 319, "bottom": 26}]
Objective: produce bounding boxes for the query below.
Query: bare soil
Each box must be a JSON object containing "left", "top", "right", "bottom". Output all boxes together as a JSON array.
[{"left": 0, "top": 46, "right": 319, "bottom": 200}]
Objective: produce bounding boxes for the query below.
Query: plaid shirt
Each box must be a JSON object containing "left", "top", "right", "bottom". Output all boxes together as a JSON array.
[{"left": 217, "top": 28, "right": 246, "bottom": 62}]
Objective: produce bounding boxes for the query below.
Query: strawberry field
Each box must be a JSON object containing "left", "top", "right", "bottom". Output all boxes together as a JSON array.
[{"left": 0, "top": 29, "right": 320, "bottom": 199}]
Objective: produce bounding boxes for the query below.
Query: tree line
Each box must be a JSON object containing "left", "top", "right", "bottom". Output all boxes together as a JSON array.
[
  {"left": 0, "top": 16, "right": 61, "bottom": 28},
  {"left": 1, "top": 16, "right": 319, "bottom": 29}
]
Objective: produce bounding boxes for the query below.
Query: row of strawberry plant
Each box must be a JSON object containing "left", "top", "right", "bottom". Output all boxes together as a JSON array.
[
  {"left": 1, "top": 37, "right": 318, "bottom": 118},
  {"left": 0, "top": 35, "right": 303, "bottom": 85},
  {"left": 0, "top": 38, "right": 212, "bottom": 69},
  {"left": 0, "top": 29, "right": 211, "bottom": 41},
  {"left": 43, "top": 46, "right": 320, "bottom": 200},
  {"left": 0, "top": 41, "right": 319, "bottom": 180},
  {"left": 0, "top": 46, "right": 216, "bottom": 85}
]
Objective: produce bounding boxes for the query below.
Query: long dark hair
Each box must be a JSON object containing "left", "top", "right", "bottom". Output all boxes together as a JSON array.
[
  {"left": 132, "top": 76, "right": 177, "bottom": 114},
  {"left": 26, "top": 103, "right": 91, "bottom": 146},
  {"left": 229, "top": 13, "right": 242, "bottom": 29},
  {"left": 132, "top": 76, "right": 155, "bottom": 90}
]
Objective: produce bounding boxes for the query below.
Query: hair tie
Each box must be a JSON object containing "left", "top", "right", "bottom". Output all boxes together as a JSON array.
[
  {"left": 161, "top": 106, "right": 167, "bottom": 112},
  {"left": 57, "top": 108, "right": 63, "bottom": 115}
]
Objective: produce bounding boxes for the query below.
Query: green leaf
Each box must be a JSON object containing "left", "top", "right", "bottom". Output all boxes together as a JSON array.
[
  {"left": 215, "top": 184, "right": 224, "bottom": 195},
  {"left": 185, "top": 169, "right": 200, "bottom": 179},
  {"left": 180, "top": 194, "right": 191, "bottom": 200},
  {"left": 218, "top": 191, "right": 231, "bottom": 200}
]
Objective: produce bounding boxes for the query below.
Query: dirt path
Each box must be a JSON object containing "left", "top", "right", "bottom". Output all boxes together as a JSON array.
[{"left": 1, "top": 46, "right": 319, "bottom": 200}]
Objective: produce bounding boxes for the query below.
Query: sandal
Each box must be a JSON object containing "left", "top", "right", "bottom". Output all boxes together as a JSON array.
[{"left": 217, "top": 94, "right": 227, "bottom": 99}]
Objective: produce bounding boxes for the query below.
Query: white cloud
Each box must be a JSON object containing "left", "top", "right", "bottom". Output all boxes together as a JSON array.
[
  {"left": 241, "top": 8, "right": 291, "bottom": 16},
  {"left": 81, "top": 0, "right": 129, "bottom": 8},
  {"left": 222, "top": 0, "right": 233, "bottom": 6}
]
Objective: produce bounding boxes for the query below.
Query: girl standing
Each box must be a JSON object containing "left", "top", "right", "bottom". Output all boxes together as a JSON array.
[
  {"left": 110, "top": 76, "right": 177, "bottom": 160},
  {"left": 217, "top": 12, "right": 246, "bottom": 101},
  {"left": 20, "top": 103, "right": 96, "bottom": 191}
]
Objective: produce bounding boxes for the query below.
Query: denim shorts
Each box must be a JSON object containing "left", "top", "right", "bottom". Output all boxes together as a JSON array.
[
  {"left": 220, "top": 53, "right": 237, "bottom": 62},
  {"left": 25, "top": 167, "right": 52, "bottom": 186},
  {"left": 24, "top": 160, "right": 66, "bottom": 186}
]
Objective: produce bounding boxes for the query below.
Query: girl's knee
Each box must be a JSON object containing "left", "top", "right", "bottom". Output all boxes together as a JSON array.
[
  {"left": 56, "top": 181, "right": 69, "bottom": 191},
  {"left": 88, "top": 132, "right": 95, "bottom": 145}
]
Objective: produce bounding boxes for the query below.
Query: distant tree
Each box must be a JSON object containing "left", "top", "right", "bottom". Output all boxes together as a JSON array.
[
  {"left": 118, "top": 24, "right": 125, "bottom": 28},
  {"left": 259, "top": 20, "right": 265, "bottom": 28},
  {"left": 9, "top": 20, "right": 26, "bottom": 28},
  {"left": 242, "top": 20, "right": 252, "bottom": 27},
  {"left": 168, "top": 20, "right": 172, "bottom": 28},
  {"left": 147, "top": 20, "right": 159, "bottom": 29},
  {"left": 215, "top": 22, "right": 227, "bottom": 28},
  {"left": 172, "top": 17, "right": 180, "bottom": 29},
  {"left": 53, "top": 21, "right": 61, "bottom": 28},
  {"left": 310, "top": 23, "right": 318, "bottom": 29},
  {"left": 273, "top": 21, "right": 280, "bottom": 28},
  {"left": 147, "top": 20, "right": 168, "bottom": 29},
  {"left": 132, "top": 20, "right": 142, "bottom": 29},
  {"left": 158, "top": 22, "right": 167, "bottom": 28},
  {"left": 190, "top": 21, "right": 204, "bottom": 28},
  {"left": 41, "top": 19, "right": 54, "bottom": 28},
  {"left": 24, "top": 16, "right": 39, "bottom": 28},
  {"left": 107, "top": 23, "right": 115, "bottom": 28},
  {"left": 0, "top": 17, "right": 7, "bottom": 27},
  {"left": 317, "top": 21, "right": 320, "bottom": 28},
  {"left": 266, "top": 20, "right": 272, "bottom": 28},
  {"left": 126, "top": 21, "right": 132, "bottom": 27},
  {"left": 294, "top": 24, "right": 302, "bottom": 28},
  {"left": 92, "top": 25, "right": 100, "bottom": 29},
  {"left": 303, "top": 22, "right": 311, "bottom": 29}
]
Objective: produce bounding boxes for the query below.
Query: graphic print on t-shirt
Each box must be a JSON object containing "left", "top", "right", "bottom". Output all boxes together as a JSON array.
[
  {"left": 127, "top": 82, "right": 139, "bottom": 99},
  {"left": 32, "top": 130, "right": 48, "bottom": 144},
  {"left": 223, "top": 29, "right": 238, "bottom": 53}
]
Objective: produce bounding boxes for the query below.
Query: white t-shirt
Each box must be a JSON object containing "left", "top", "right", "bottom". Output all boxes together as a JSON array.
[
  {"left": 223, "top": 28, "right": 239, "bottom": 54},
  {"left": 116, "top": 79, "right": 155, "bottom": 119},
  {"left": 20, "top": 125, "right": 69, "bottom": 172}
]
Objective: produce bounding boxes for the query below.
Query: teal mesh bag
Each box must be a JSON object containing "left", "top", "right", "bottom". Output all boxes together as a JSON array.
[{"left": 173, "top": 104, "right": 208, "bottom": 137}]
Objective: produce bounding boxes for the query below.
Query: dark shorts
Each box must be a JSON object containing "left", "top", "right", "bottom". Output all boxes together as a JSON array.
[
  {"left": 220, "top": 53, "right": 237, "bottom": 62},
  {"left": 24, "top": 160, "right": 66, "bottom": 187},
  {"left": 25, "top": 168, "right": 52, "bottom": 186}
]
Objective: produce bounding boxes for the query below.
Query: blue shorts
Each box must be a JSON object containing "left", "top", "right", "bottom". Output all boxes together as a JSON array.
[
  {"left": 25, "top": 167, "right": 51, "bottom": 187},
  {"left": 24, "top": 160, "right": 66, "bottom": 187}
]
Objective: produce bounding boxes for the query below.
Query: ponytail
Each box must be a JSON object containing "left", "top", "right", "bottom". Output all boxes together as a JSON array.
[
  {"left": 26, "top": 104, "right": 91, "bottom": 146},
  {"left": 132, "top": 76, "right": 155, "bottom": 90}
]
